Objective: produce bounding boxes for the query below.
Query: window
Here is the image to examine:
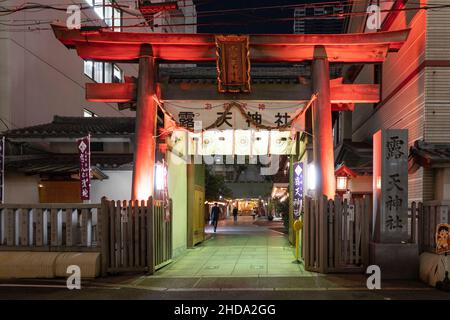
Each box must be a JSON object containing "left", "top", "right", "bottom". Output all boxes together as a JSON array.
[
  {"left": 84, "top": 60, "right": 93, "bottom": 78},
  {"left": 113, "top": 8, "right": 121, "bottom": 32},
  {"left": 85, "top": 0, "right": 122, "bottom": 31},
  {"left": 84, "top": 109, "right": 97, "bottom": 117},
  {"left": 94, "top": 61, "right": 103, "bottom": 83},
  {"left": 104, "top": 62, "right": 113, "bottom": 83},
  {"left": 84, "top": 60, "right": 122, "bottom": 83},
  {"left": 113, "top": 65, "right": 123, "bottom": 83},
  {"left": 94, "top": 0, "right": 104, "bottom": 19},
  {"left": 104, "top": 0, "right": 113, "bottom": 27}
]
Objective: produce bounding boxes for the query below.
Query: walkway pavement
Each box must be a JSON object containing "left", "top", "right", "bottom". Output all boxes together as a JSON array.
[{"left": 149, "top": 216, "right": 311, "bottom": 278}]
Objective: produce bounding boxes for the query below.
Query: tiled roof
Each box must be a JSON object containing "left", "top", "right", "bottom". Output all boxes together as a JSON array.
[
  {"left": 6, "top": 153, "right": 133, "bottom": 176},
  {"left": 159, "top": 66, "right": 343, "bottom": 82},
  {"left": 409, "top": 140, "right": 450, "bottom": 172},
  {"left": 334, "top": 140, "right": 373, "bottom": 175},
  {"left": 4, "top": 116, "right": 135, "bottom": 138}
]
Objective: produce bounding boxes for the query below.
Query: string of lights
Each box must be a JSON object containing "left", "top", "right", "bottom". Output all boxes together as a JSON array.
[{"left": 0, "top": 0, "right": 435, "bottom": 17}]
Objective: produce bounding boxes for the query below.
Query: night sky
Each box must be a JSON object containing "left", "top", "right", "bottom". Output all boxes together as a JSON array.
[{"left": 194, "top": 0, "right": 326, "bottom": 34}]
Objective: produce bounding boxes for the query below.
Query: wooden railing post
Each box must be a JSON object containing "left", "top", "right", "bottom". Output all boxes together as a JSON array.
[
  {"left": 327, "top": 199, "right": 334, "bottom": 269},
  {"left": 127, "top": 200, "right": 134, "bottom": 267},
  {"left": 361, "top": 195, "right": 371, "bottom": 267},
  {"left": 115, "top": 200, "right": 122, "bottom": 269},
  {"left": 100, "top": 197, "right": 110, "bottom": 276},
  {"left": 334, "top": 195, "right": 342, "bottom": 269},
  {"left": 303, "top": 196, "right": 310, "bottom": 269},
  {"left": 318, "top": 194, "right": 328, "bottom": 273},
  {"left": 133, "top": 200, "right": 139, "bottom": 267},
  {"left": 147, "top": 197, "right": 155, "bottom": 274},
  {"left": 417, "top": 202, "right": 423, "bottom": 253},
  {"left": 6, "top": 209, "right": 15, "bottom": 246},
  {"left": 50, "top": 208, "right": 60, "bottom": 246},
  {"left": 410, "top": 201, "right": 417, "bottom": 244},
  {"left": 19, "top": 209, "right": 28, "bottom": 246}
]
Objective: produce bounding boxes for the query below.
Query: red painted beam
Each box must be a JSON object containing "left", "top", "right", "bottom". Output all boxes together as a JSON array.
[
  {"left": 331, "top": 103, "right": 355, "bottom": 112},
  {"left": 330, "top": 83, "right": 380, "bottom": 103},
  {"left": 85, "top": 83, "right": 136, "bottom": 102},
  {"left": 51, "top": 24, "right": 410, "bottom": 63}
]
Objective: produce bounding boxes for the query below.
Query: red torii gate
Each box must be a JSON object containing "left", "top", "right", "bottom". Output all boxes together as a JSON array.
[{"left": 51, "top": 24, "right": 410, "bottom": 201}]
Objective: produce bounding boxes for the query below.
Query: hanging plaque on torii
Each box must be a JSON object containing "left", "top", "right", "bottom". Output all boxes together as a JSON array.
[{"left": 215, "top": 35, "right": 251, "bottom": 93}]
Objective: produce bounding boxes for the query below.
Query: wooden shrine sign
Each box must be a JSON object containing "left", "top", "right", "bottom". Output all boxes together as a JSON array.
[{"left": 215, "top": 35, "right": 251, "bottom": 93}]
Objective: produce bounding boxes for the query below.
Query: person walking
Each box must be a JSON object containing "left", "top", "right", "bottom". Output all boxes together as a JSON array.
[
  {"left": 210, "top": 202, "right": 220, "bottom": 232},
  {"left": 232, "top": 206, "right": 238, "bottom": 223}
]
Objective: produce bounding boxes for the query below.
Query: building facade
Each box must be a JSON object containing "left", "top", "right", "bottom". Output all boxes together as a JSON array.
[
  {"left": 339, "top": 0, "right": 450, "bottom": 203},
  {"left": 0, "top": 0, "right": 197, "bottom": 130},
  {"left": 293, "top": 2, "right": 346, "bottom": 34},
  {"left": 1, "top": 1, "right": 197, "bottom": 258}
]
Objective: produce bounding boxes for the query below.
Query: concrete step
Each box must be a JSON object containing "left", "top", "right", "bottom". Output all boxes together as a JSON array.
[{"left": 0, "top": 251, "right": 100, "bottom": 279}]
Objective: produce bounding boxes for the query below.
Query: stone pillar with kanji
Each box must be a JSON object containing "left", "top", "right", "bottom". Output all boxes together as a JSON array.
[{"left": 371, "top": 129, "right": 418, "bottom": 279}]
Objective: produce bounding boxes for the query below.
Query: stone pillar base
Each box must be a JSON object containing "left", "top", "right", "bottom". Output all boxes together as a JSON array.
[{"left": 370, "top": 242, "right": 419, "bottom": 279}]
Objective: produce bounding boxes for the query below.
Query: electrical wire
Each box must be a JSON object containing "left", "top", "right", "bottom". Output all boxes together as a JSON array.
[{"left": 1, "top": 1, "right": 449, "bottom": 31}]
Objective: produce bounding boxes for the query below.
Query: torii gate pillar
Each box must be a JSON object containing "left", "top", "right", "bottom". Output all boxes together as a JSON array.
[
  {"left": 312, "top": 45, "right": 335, "bottom": 199},
  {"left": 132, "top": 44, "right": 157, "bottom": 200}
]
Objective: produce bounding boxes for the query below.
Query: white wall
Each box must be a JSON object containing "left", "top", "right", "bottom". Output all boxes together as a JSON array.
[
  {"left": 167, "top": 152, "right": 188, "bottom": 258},
  {"left": 90, "top": 170, "right": 133, "bottom": 202},
  {"left": 4, "top": 173, "right": 40, "bottom": 204},
  {"left": 434, "top": 168, "right": 450, "bottom": 201},
  {"left": 0, "top": 0, "right": 141, "bottom": 133},
  {"left": 351, "top": 6, "right": 428, "bottom": 202},
  {"left": 4, "top": 170, "right": 133, "bottom": 204},
  {"left": 349, "top": 176, "right": 372, "bottom": 194}
]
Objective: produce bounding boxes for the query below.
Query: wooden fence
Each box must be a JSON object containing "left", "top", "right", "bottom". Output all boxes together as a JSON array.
[
  {"left": 100, "top": 197, "right": 172, "bottom": 274},
  {"left": 303, "top": 195, "right": 445, "bottom": 273},
  {"left": 0, "top": 204, "right": 100, "bottom": 251},
  {"left": 417, "top": 200, "right": 450, "bottom": 254},
  {"left": 303, "top": 195, "right": 371, "bottom": 273},
  {"left": 0, "top": 197, "right": 173, "bottom": 276}
]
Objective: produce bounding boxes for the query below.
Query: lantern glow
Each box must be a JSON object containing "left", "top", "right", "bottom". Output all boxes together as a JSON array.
[{"left": 336, "top": 176, "right": 348, "bottom": 191}]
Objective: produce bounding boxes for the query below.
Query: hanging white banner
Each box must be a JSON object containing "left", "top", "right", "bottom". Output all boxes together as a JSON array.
[
  {"left": 162, "top": 100, "right": 307, "bottom": 130},
  {"left": 168, "top": 129, "right": 296, "bottom": 156}
]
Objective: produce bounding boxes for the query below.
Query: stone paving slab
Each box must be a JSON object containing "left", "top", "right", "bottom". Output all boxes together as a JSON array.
[
  {"left": 154, "top": 216, "right": 311, "bottom": 278},
  {"left": 120, "top": 217, "right": 440, "bottom": 295}
]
